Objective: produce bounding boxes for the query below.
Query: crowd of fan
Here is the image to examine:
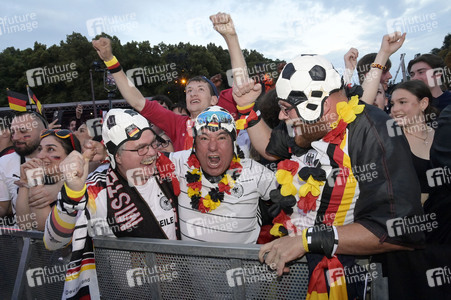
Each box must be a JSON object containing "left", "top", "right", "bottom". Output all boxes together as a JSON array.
[{"left": 0, "top": 12, "right": 450, "bottom": 300}]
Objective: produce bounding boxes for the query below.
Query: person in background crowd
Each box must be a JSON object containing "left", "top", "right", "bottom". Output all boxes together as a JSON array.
[
  {"left": 151, "top": 94, "right": 173, "bottom": 110},
  {"left": 172, "top": 102, "right": 190, "bottom": 116},
  {"left": 424, "top": 103, "right": 451, "bottom": 244},
  {"left": 15, "top": 129, "right": 82, "bottom": 230},
  {"left": 408, "top": 54, "right": 451, "bottom": 111},
  {"left": 0, "top": 111, "right": 15, "bottom": 157},
  {"left": 68, "top": 104, "right": 84, "bottom": 132},
  {"left": 390, "top": 80, "right": 438, "bottom": 204},
  {"left": 0, "top": 111, "right": 53, "bottom": 218},
  {"left": 357, "top": 53, "right": 393, "bottom": 92}
]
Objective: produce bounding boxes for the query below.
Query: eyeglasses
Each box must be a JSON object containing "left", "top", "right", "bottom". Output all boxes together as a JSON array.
[
  {"left": 278, "top": 102, "right": 295, "bottom": 116},
  {"left": 122, "top": 139, "right": 162, "bottom": 156},
  {"left": 41, "top": 129, "right": 76, "bottom": 150}
]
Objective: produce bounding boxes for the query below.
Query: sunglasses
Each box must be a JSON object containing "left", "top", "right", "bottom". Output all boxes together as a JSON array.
[
  {"left": 41, "top": 129, "right": 76, "bottom": 150},
  {"left": 278, "top": 101, "right": 295, "bottom": 116}
]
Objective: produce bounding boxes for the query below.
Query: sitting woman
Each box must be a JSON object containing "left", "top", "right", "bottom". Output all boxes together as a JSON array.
[
  {"left": 15, "top": 129, "right": 82, "bottom": 230},
  {"left": 390, "top": 80, "right": 439, "bottom": 204}
]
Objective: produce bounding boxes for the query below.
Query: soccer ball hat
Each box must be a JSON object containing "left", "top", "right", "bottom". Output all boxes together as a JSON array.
[
  {"left": 103, "top": 109, "right": 153, "bottom": 168},
  {"left": 276, "top": 54, "right": 343, "bottom": 123}
]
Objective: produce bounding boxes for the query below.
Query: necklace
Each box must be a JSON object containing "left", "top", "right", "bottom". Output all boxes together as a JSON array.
[
  {"left": 186, "top": 154, "right": 242, "bottom": 213},
  {"left": 405, "top": 128, "right": 429, "bottom": 145},
  {"left": 270, "top": 96, "right": 364, "bottom": 237}
]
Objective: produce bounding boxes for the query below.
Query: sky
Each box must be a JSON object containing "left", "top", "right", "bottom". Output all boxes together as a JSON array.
[{"left": 1, "top": 0, "right": 450, "bottom": 85}]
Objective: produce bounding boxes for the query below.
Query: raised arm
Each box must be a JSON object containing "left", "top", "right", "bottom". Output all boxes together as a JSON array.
[
  {"left": 343, "top": 48, "right": 359, "bottom": 85},
  {"left": 211, "top": 13, "right": 277, "bottom": 161},
  {"left": 92, "top": 37, "right": 146, "bottom": 112},
  {"left": 361, "top": 32, "right": 406, "bottom": 104},
  {"left": 44, "top": 150, "right": 92, "bottom": 250}
]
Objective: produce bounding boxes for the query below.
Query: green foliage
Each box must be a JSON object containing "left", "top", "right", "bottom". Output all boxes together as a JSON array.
[
  {"left": 0, "top": 32, "right": 280, "bottom": 107},
  {"left": 430, "top": 33, "right": 451, "bottom": 69}
]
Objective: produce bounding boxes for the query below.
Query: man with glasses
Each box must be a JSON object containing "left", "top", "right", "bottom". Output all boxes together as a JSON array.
[
  {"left": 44, "top": 109, "right": 180, "bottom": 299},
  {"left": 249, "top": 54, "right": 425, "bottom": 299},
  {"left": 0, "top": 111, "right": 50, "bottom": 218}
]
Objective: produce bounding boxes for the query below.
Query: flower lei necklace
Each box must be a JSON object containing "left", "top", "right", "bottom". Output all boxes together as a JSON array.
[
  {"left": 270, "top": 96, "right": 364, "bottom": 237},
  {"left": 186, "top": 153, "right": 242, "bottom": 213}
]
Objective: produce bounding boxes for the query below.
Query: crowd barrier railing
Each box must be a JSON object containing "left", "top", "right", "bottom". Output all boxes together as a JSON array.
[{"left": 0, "top": 227, "right": 388, "bottom": 299}]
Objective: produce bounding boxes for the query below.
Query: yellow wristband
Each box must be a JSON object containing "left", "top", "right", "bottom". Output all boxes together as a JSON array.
[
  {"left": 371, "top": 63, "right": 387, "bottom": 71},
  {"left": 236, "top": 103, "right": 255, "bottom": 111},
  {"left": 104, "top": 56, "right": 119, "bottom": 68},
  {"left": 64, "top": 182, "right": 87, "bottom": 199},
  {"left": 302, "top": 228, "right": 309, "bottom": 252}
]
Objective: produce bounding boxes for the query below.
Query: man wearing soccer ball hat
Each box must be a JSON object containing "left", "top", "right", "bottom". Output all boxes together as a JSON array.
[
  {"left": 243, "top": 53, "right": 426, "bottom": 298},
  {"left": 168, "top": 105, "right": 277, "bottom": 243},
  {"left": 44, "top": 109, "right": 180, "bottom": 299}
]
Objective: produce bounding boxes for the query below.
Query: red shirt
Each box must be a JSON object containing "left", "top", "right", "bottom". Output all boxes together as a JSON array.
[{"left": 140, "top": 88, "right": 237, "bottom": 152}]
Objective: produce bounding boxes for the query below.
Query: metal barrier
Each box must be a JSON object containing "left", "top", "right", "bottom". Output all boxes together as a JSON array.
[{"left": 1, "top": 227, "right": 388, "bottom": 300}]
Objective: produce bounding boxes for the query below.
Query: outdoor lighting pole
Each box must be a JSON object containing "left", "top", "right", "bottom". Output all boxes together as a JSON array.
[{"left": 89, "top": 68, "right": 98, "bottom": 118}]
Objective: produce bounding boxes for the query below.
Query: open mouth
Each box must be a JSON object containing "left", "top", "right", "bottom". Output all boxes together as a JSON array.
[
  {"left": 190, "top": 99, "right": 201, "bottom": 105},
  {"left": 141, "top": 156, "right": 156, "bottom": 165},
  {"left": 207, "top": 155, "right": 221, "bottom": 167}
]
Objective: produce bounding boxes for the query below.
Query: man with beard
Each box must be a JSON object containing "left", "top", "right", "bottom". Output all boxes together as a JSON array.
[
  {"left": 0, "top": 111, "right": 49, "bottom": 218},
  {"left": 233, "top": 53, "right": 424, "bottom": 298}
]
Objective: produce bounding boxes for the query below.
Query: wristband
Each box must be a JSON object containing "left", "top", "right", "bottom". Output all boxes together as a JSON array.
[
  {"left": 237, "top": 102, "right": 255, "bottom": 114},
  {"left": 64, "top": 182, "right": 87, "bottom": 201},
  {"left": 370, "top": 63, "right": 387, "bottom": 71},
  {"left": 236, "top": 109, "right": 261, "bottom": 130},
  {"left": 104, "top": 56, "right": 122, "bottom": 73},
  {"left": 302, "top": 228, "right": 309, "bottom": 252},
  {"left": 304, "top": 225, "right": 339, "bottom": 258}
]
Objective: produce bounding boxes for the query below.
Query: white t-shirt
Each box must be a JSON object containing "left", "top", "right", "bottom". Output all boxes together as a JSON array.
[
  {"left": 0, "top": 152, "right": 28, "bottom": 214},
  {"left": 170, "top": 150, "right": 276, "bottom": 244},
  {"left": 85, "top": 167, "right": 177, "bottom": 240}
]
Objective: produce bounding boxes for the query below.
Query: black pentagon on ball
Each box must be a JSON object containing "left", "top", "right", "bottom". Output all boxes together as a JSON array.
[
  {"left": 311, "top": 90, "right": 323, "bottom": 98},
  {"left": 287, "top": 90, "right": 308, "bottom": 105},
  {"left": 106, "top": 115, "right": 116, "bottom": 129},
  {"left": 306, "top": 103, "right": 318, "bottom": 111},
  {"left": 282, "top": 63, "right": 296, "bottom": 80},
  {"left": 124, "top": 109, "right": 139, "bottom": 116},
  {"left": 309, "top": 65, "right": 326, "bottom": 81}
]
